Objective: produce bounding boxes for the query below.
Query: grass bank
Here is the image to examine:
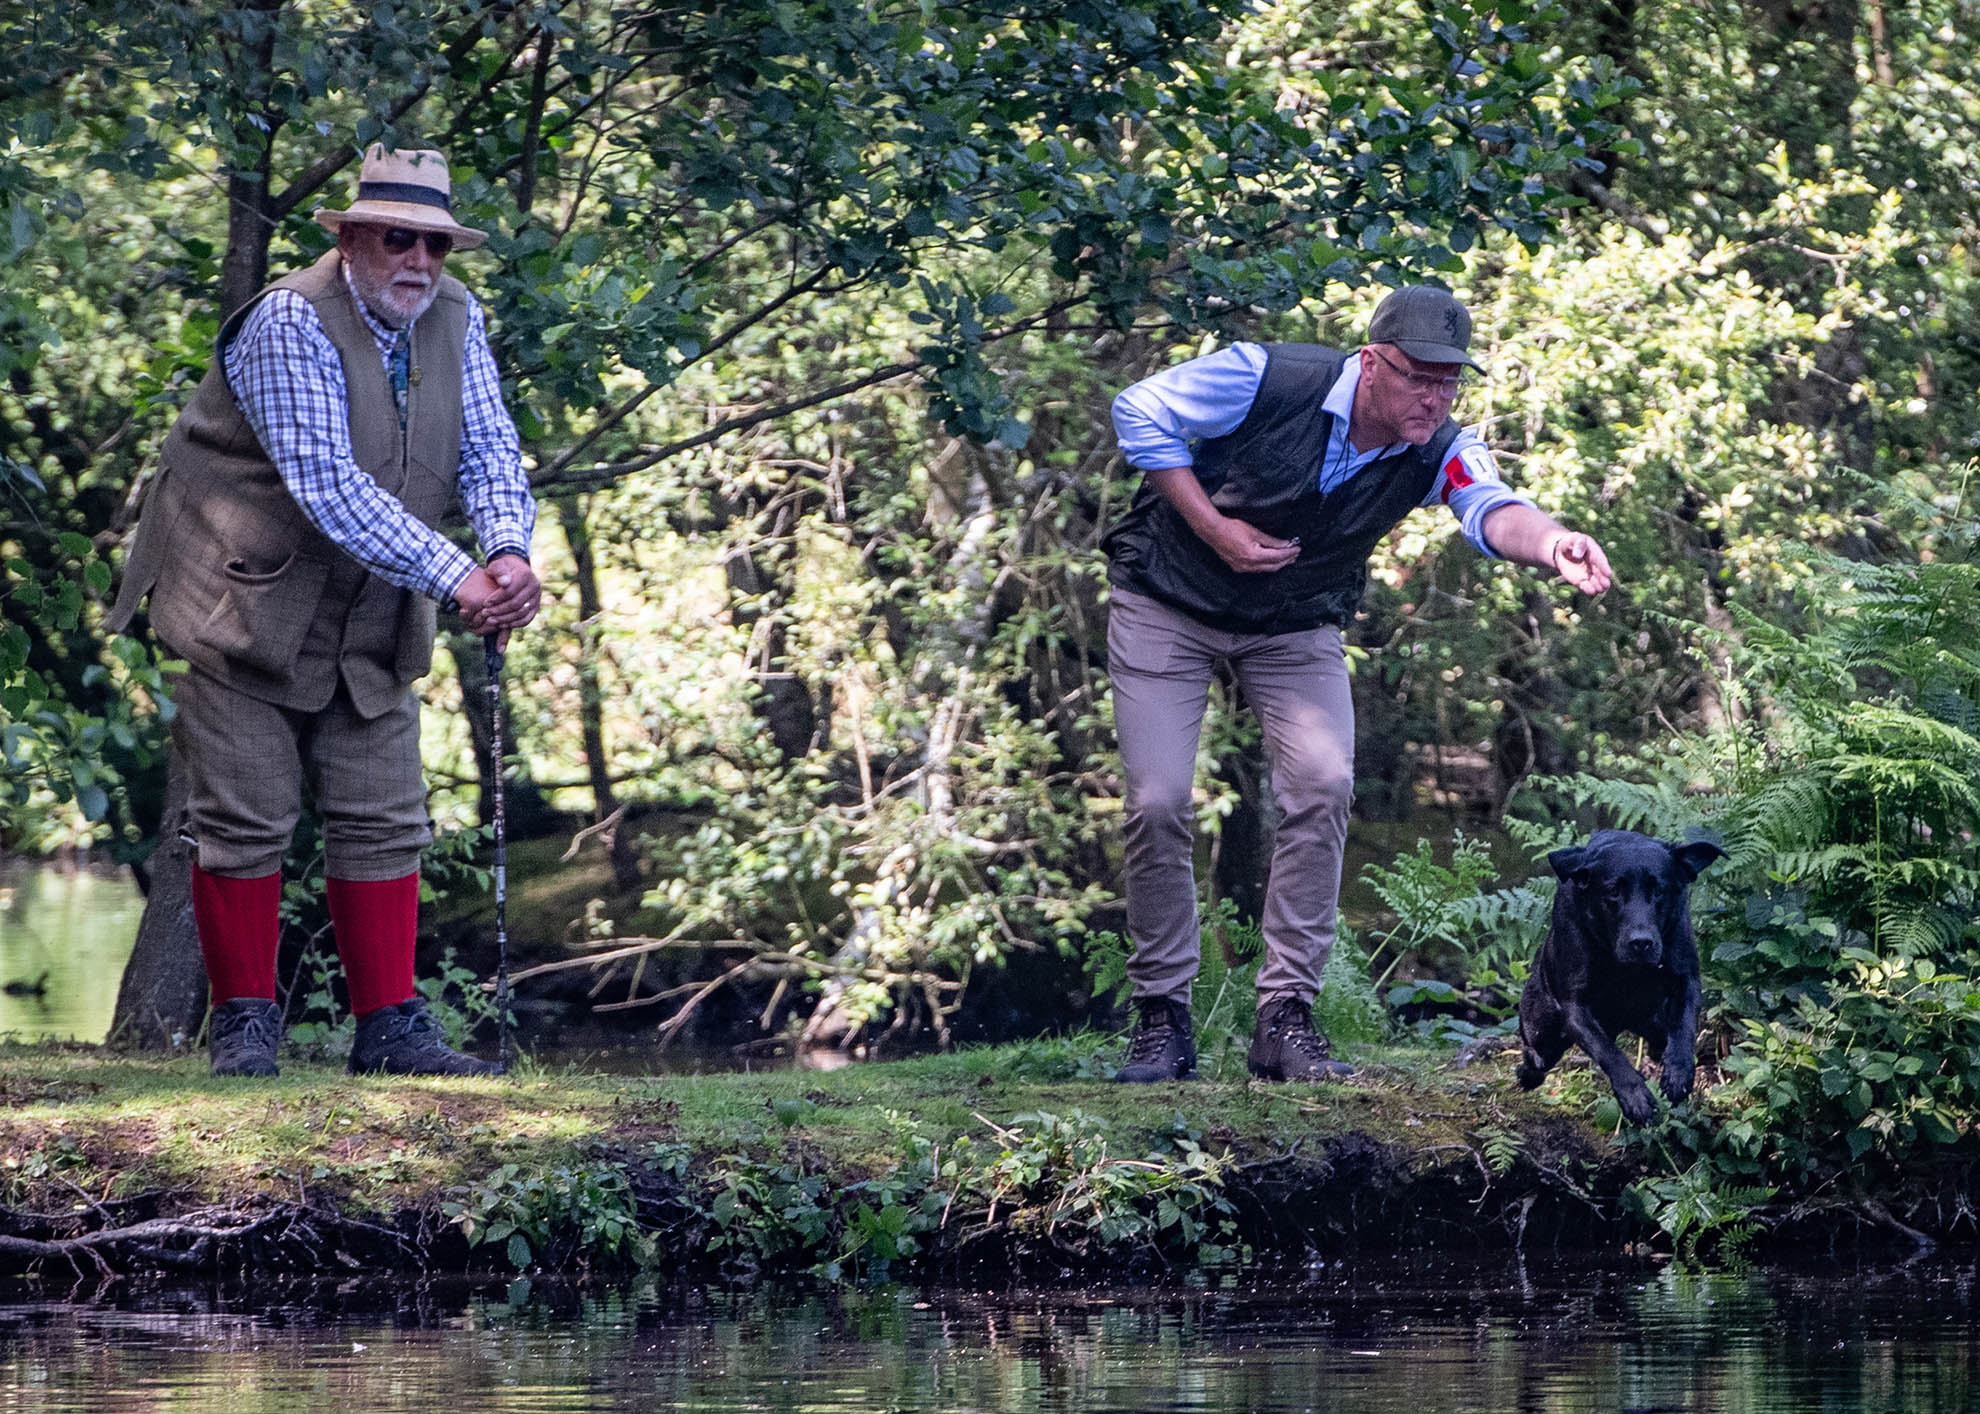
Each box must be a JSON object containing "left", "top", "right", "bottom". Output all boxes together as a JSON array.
[{"left": 0, "top": 1037, "right": 1961, "bottom": 1284}]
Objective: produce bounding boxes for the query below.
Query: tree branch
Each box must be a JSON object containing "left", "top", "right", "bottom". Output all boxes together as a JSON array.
[
  {"left": 532, "top": 291, "right": 1090, "bottom": 492},
  {"left": 268, "top": 0, "right": 521, "bottom": 220},
  {"left": 534, "top": 264, "right": 843, "bottom": 481}
]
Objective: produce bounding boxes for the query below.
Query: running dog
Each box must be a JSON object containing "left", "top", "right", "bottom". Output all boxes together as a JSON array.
[{"left": 1516, "top": 830, "right": 1725, "bottom": 1125}]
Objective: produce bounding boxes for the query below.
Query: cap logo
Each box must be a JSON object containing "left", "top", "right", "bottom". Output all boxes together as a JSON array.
[{"left": 1444, "top": 307, "right": 1464, "bottom": 341}]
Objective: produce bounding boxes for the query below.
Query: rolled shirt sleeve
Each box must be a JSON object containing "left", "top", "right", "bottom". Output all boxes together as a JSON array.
[
  {"left": 1423, "top": 430, "right": 1538, "bottom": 558},
  {"left": 1110, "top": 342, "right": 1270, "bottom": 469}
]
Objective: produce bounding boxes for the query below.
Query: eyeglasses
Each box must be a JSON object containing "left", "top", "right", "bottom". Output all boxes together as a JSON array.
[
  {"left": 1368, "top": 345, "right": 1468, "bottom": 400},
  {"left": 379, "top": 227, "right": 453, "bottom": 257}
]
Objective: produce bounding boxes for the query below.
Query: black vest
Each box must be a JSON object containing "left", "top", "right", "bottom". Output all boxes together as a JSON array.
[{"left": 1103, "top": 343, "right": 1460, "bottom": 634}]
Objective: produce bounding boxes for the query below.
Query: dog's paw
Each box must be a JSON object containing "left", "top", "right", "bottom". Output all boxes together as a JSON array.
[
  {"left": 1514, "top": 1063, "right": 1545, "bottom": 1090},
  {"left": 1660, "top": 1068, "right": 1695, "bottom": 1104},
  {"left": 1617, "top": 1083, "right": 1657, "bottom": 1126}
]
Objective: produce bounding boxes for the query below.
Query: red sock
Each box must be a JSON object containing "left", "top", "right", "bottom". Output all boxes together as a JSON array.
[
  {"left": 327, "top": 872, "right": 420, "bottom": 1018},
  {"left": 191, "top": 864, "right": 281, "bottom": 1003}
]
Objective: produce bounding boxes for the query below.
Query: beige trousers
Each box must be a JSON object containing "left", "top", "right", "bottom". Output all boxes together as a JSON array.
[
  {"left": 170, "top": 666, "right": 432, "bottom": 880},
  {"left": 1107, "top": 589, "right": 1355, "bottom": 1007}
]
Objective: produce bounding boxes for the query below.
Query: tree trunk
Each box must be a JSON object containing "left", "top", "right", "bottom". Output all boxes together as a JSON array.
[
  {"left": 802, "top": 458, "right": 999, "bottom": 1050},
  {"left": 107, "top": 751, "right": 207, "bottom": 1048},
  {"left": 218, "top": 0, "right": 284, "bottom": 318},
  {"left": 721, "top": 498, "right": 819, "bottom": 761},
  {"left": 112, "top": 0, "right": 284, "bottom": 1048},
  {"left": 556, "top": 495, "right": 640, "bottom": 892}
]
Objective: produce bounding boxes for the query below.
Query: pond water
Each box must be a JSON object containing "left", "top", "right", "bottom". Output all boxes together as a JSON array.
[
  {"left": 0, "top": 859, "right": 144, "bottom": 1043},
  {"left": 0, "top": 859, "right": 799, "bottom": 1067},
  {"left": 2, "top": 1257, "right": 1977, "bottom": 1412}
]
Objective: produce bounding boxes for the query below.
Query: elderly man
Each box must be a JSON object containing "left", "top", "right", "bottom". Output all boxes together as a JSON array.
[
  {"left": 110, "top": 144, "right": 541, "bottom": 1077},
  {"left": 1103, "top": 286, "right": 1611, "bottom": 1083}
]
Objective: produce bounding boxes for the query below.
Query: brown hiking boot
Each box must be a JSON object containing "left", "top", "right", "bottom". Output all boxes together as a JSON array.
[
  {"left": 1248, "top": 997, "right": 1354, "bottom": 1081},
  {"left": 348, "top": 999, "right": 502, "bottom": 1077},
  {"left": 1115, "top": 997, "right": 1198, "bottom": 1083},
  {"left": 210, "top": 997, "right": 282, "bottom": 1077}
]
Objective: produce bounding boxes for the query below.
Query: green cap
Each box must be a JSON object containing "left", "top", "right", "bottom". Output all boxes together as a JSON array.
[{"left": 1367, "top": 286, "right": 1482, "bottom": 371}]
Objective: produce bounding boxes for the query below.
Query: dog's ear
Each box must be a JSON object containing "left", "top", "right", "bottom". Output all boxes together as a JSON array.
[
  {"left": 1671, "top": 840, "right": 1726, "bottom": 882},
  {"left": 1548, "top": 846, "right": 1588, "bottom": 880}
]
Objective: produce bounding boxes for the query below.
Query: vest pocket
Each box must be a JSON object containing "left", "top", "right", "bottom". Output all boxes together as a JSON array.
[
  {"left": 393, "top": 594, "right": 438, "bottom": 683},
  {"left": 195, "top": 553, "right": 331, "bottom": 680}
]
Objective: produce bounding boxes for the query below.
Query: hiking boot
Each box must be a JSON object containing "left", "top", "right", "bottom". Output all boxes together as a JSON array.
[
  {"left": 1248, "top": 997, "right": 1354, "bottom": 1082},
  {"left": 348, "top": 999, "right": 502, "bottom": 1077},
  {"left": 210, "top": 997, "right": 282, "bottom": 1078},
  {"left": 1115, "top": 997, "right": 1198, "bottom": 1083}
]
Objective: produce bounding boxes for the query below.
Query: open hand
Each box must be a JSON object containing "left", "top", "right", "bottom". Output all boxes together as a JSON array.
[{"left": 1549, "top": 533, "right": 1612, "bottom": 595}]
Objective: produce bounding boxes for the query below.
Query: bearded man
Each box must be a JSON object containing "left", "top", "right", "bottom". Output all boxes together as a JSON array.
[{"left": 110, "top": 144, "right": 541, "bottom": 1077}]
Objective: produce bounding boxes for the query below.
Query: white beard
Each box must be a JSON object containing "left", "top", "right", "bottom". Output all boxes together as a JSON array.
[{"left": 346, "top": 247, "right": 439, "bottom": 329}]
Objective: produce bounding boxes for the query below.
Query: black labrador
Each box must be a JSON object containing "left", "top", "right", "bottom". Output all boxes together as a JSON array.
[{"left": 1516, "top": 830, "right": 1725, "bottom": 1125}]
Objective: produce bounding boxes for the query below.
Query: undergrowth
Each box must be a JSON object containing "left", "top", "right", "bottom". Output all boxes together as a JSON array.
[
  {"left": 442, "top": 1109, "right": 1242, "bottom": 1279},
  {"left": 1377, "top": 486, "right": 1980, "bottom": 1264}
]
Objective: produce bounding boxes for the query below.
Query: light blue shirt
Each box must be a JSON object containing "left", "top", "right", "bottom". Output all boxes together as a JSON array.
[{"left": 1111, "top": 342, "right": 1533, "bottom": 557}]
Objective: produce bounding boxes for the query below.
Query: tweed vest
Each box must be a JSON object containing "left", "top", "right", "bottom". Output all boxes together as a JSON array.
[
  {"left": 1103, "top": 343, "right": 1460, "bottom": 634},
  {"left": 109, "top": 250, "right": 468, "bottom": 718}
]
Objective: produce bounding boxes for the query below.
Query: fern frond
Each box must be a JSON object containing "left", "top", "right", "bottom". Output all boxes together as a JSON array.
[
  {"left": 1741, "top": 774, "right": 1833, "bottom": 851},
  {"left": 1527, "top": 774, "right": 1710, "bottom": 838},
  {"left": 1880, "top": 905, "right": 1966, "bottom": 959}
]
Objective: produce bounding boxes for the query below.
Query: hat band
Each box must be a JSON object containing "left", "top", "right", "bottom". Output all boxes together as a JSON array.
[{"left": 356, "top": 181, "right": 452, "bottom": 213}]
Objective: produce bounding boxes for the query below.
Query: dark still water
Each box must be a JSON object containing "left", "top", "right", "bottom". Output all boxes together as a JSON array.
[{"left": 3, "top": 1257, "right": 1978, "bottom": 1412}]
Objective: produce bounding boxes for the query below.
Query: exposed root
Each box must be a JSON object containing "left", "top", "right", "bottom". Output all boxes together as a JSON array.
[
  {"left": 1857, "top": 1198, "right": 1938, "bottom": 1255},
  {"left": 0, "top": 1198, "right": 418, "bottom": 1281}
]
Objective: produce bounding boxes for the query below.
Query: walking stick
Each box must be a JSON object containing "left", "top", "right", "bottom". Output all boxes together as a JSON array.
[{"left": 484, "top": 632, "right": 512, "bottom": 1074}]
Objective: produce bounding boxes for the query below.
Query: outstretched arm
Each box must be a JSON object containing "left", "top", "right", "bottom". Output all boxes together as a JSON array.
[{"left": 1481, "top": 503, "right": 1613, "bottom": 595}]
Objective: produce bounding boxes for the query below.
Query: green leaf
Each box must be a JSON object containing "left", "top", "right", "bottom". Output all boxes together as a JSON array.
[{"left": 75, "top": 783, "right": 108, "bottom": 821}]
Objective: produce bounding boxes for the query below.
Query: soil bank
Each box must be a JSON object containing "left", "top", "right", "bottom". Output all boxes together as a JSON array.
[{"left": 0, "top": 1037, "right": 1960, "bottom": 1283}]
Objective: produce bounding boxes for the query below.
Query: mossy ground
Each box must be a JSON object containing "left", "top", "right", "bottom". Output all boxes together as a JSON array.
[{"left": 0, "top": 1036, "right": 1607, "bottom": 1219}]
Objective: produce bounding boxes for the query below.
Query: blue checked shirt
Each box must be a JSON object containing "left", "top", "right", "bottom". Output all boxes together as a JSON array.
[
  {"left": 223, "top": 265, "right": 536, "bottom": 603},
  {"left": 1111, "top": 343, "right": 1534, "bottom": 557}
]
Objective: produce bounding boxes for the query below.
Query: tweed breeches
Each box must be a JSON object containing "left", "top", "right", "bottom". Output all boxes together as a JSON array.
[{"left": 170, "top": 666, "right": 432, "bottom": 880}]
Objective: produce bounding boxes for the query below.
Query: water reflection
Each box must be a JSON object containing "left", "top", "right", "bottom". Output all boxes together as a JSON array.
[
  {"left": 1, "top": 1258, "right": 1977, "bottom": 1411},
  {"left": 0, "top": 860, "right": 143, "bottom": 1043}
]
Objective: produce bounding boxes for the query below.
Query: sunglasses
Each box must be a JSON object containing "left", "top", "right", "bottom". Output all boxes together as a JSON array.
[
  {"left": 1368, "top": 345, "right": 1468, "bottom": 399},
  {"left": 379, "top": 227, "right": 453, "bottom": 257}
]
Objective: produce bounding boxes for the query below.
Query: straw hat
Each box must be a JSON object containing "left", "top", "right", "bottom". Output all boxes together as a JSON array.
[{"left": 313, "top": 144, "right": 486, "bottom": 250}]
